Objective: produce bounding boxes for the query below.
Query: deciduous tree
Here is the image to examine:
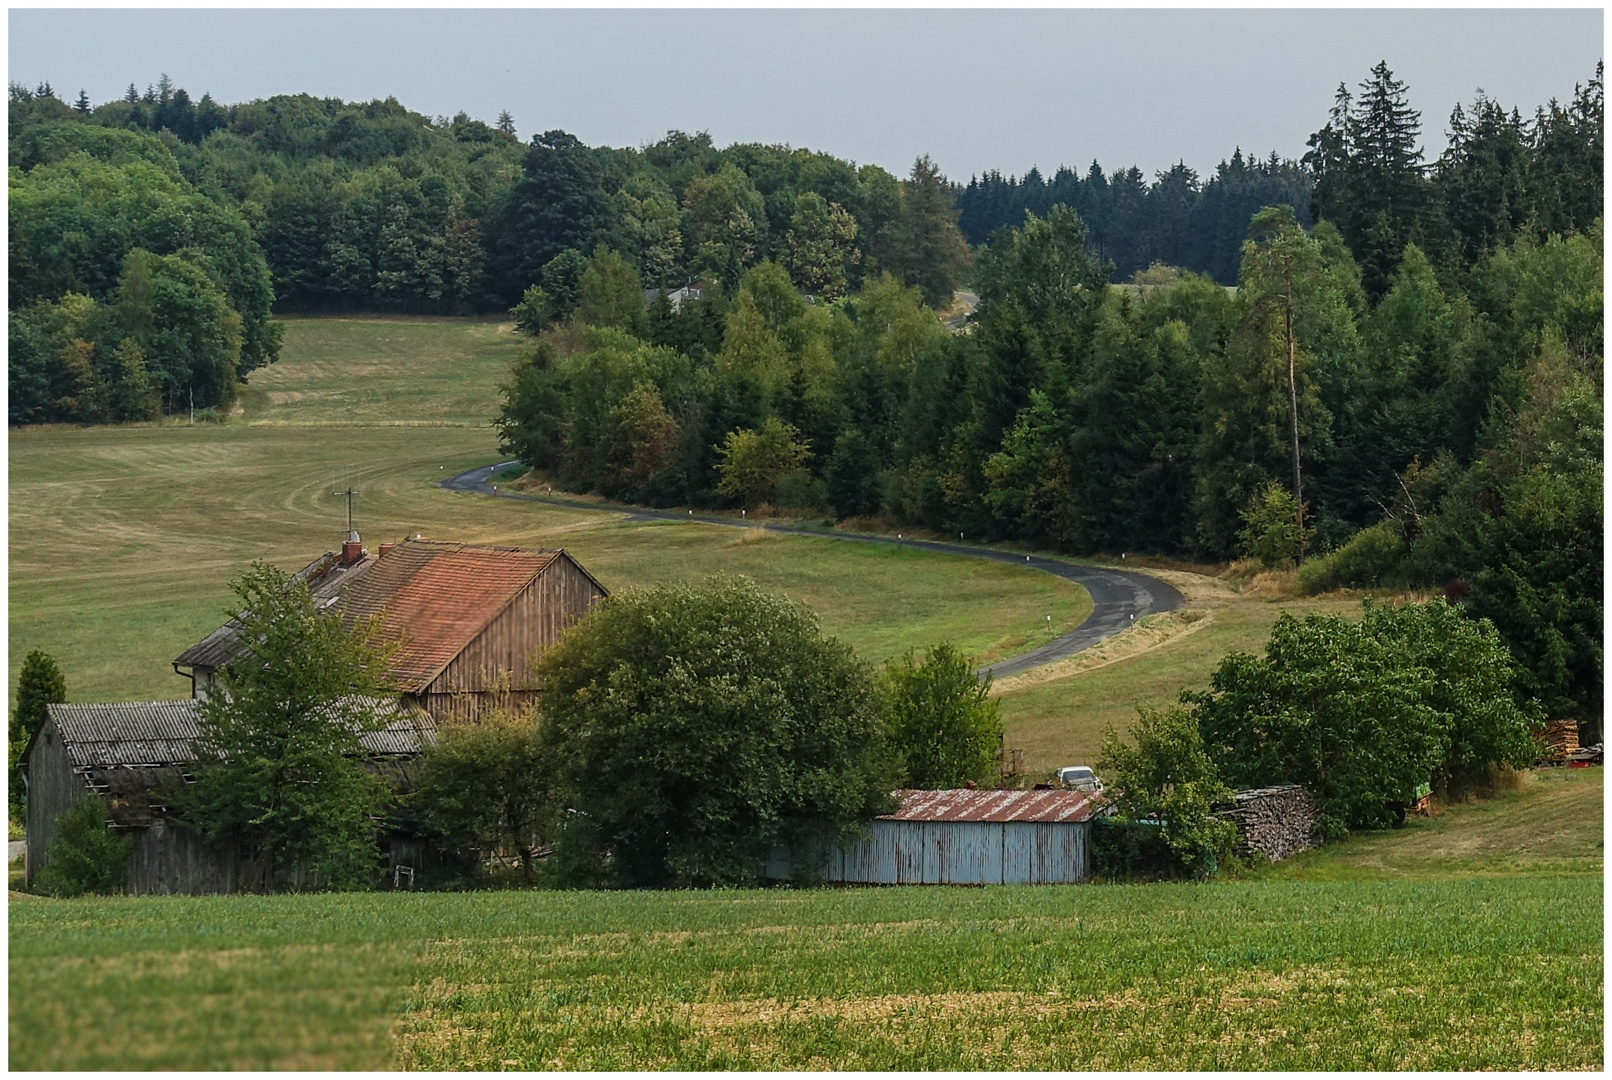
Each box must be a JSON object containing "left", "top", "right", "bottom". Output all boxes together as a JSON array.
[{"left": 184, "top": 562, "right": 402, "bottom": 890}]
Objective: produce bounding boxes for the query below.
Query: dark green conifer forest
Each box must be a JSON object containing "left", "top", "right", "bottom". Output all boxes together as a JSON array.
[{"left": 8, "top": 63, "right": 1603, "bottom": 734}]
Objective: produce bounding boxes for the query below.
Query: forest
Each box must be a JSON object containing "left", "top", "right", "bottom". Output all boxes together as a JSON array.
[{"left": 7, "top": 62, "right": 1603, "bottom": 734}]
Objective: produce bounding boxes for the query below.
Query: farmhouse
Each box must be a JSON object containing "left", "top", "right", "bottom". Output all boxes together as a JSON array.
[
  {"left": 824, "top": 787, "right": 1101, "bottom": 885},
  {"left": 174, "top": 536, "right": 608, "bottom": 722},
  {"left": 22, "top": 699, "right": 435, "bottom": 894}
]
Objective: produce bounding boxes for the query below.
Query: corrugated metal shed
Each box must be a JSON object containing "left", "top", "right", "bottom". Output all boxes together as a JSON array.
[{"left": 826, "top": 789, "right": 1100, "bottom": 886}]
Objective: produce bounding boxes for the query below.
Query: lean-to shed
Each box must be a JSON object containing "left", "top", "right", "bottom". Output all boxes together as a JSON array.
[
  {"left": 830, "top": 788, "right": 1102, "bottom": 885},
  {"left": 22, "top": 699, "right": 435, "bottom": 894},
  {"left": 174, "top": 538, "right": 608, "bottom": 722}
]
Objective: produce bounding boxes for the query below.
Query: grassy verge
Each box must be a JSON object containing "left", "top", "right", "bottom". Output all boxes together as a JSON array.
[{"left": 10, "top": 871, "right": 1600, "bottom": 1070}]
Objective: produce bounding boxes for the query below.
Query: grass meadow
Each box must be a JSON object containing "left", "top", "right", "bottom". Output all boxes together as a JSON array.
[{"left": 10, "top": 769, "right": 1602, "bottom": 1070}]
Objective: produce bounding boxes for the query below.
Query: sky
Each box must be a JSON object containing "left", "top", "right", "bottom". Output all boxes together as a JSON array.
[{"left": 8, "top": 8, "right": 1605, "bottom": 182}]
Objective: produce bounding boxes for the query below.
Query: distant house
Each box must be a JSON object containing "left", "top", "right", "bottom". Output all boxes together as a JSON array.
[
  {"left": 643, "top": 283, "right": 703, "bottom": 313},
  {"left": 21, "top": 699, "right": 435, "bottom": 894},
  {"left": 769, "top": 788, "right": 1102, "bottom": 885},
  {"left": 174, "top": 537, "right": 609, "bottom": 722}
]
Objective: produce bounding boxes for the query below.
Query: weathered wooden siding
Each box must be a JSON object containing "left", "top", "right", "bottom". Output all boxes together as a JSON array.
[
  {"left": 830, "top": 820, "right": 1089, "bottom": 884},
  {"left": 126, "top": 820, "right": 244, "bottom": 895},
  {"left": 24, "top": 718, "right": 92, "bottom": 887},
  {"left": 427, "top": 554, "right": 603, "bottom": 697}
]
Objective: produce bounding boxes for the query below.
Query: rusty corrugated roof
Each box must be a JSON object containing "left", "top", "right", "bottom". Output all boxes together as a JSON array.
[
  {"left": 41, "top": 698, "right": 434, "bottom": 767},
  {"left": 881, "top": 788, "right": 1102, "bottom": 824}
]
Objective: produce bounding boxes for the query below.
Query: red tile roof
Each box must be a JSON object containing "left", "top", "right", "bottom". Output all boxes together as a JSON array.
[
  {"left": 369, "top": 547, "right": 559, "bottom": 689},
  {"left": 177, "top": 540, "right": 606, "bottom": 694},
  {"left": 882, "top": 788, "right": 1102, "bottom": 824}
]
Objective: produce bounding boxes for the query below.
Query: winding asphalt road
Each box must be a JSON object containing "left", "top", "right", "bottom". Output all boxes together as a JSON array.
[{"left": 443, "top": 462, "right": 1184, "bottom": 679}]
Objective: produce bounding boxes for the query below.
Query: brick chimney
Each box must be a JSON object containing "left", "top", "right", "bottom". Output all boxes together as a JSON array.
[
  {"left": 378, "top": 541, "right": 397, "bottom": 557},
  {"left": 341, "top": 529, "right": 365, "bottom": 566}
]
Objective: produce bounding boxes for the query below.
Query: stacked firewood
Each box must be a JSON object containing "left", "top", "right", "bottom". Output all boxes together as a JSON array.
[
  {"left": 1217, "top": 785, "right": 1319, "bottom": 863},
  {"left": 1541, "top": 719, "right": 1580, "bottom": 760}
]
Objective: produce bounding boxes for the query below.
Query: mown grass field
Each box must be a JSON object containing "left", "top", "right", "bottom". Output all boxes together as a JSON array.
[
  {"left": 10, "top": 770, "right": 1602, "bottom": 1070},
  {"left": 237, "top": 315, "right": 521, "bottom": 425},
  {"left": 10, "top": 317, "right": 1090, "bottom": 706}
]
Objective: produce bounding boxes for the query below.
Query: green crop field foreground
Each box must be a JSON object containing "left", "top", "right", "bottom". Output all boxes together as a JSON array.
[
  {"left": 10, "top": 770, "right": 1603, "bottom": 1070},
  {"left": 9, "top": 317, "right": 1604, "bottom": 1069}
]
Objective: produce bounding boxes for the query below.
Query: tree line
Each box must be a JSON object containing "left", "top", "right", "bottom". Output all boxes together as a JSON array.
[
  {"left": 957, "top": 150, "right": 1314, "bottom": 284},
  {"left": 956, "top": 60, "right": 1602, "bottom": 291},
  {"left": 496, "top": 62, "right": 1601, "bottom": 734}
]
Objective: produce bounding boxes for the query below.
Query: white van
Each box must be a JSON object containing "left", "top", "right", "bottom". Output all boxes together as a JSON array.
[{"left": 1057, "top": 766, "right": 1103, "bottom": 792}]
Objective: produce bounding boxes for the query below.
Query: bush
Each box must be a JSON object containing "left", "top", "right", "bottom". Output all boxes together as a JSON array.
[
  {"left": 536, "top": 575, "right": 897, "bottom": 888},
  {"left": 1089, "top": 817, "right": 1182, "bottom": 881},
  {"left": 1299, "top": 522, "right": 1407, "bottom": 594},
  {"left": 410, "top": 708, "right": 556, "bottom": 883},
  {"left": 511, "top": 284, "right": 553, "bottom": 335},
  {"left": 37, "top": 794, "right": 132, "bottom": 897},
  {"left": 1097, "top": 707, "right": 1238, "bottom": 878},
  {"left": 878, "top": 643, "right": 1001, "bottom": 789},
  {"left": 774, "top": 470, "right": 829, "bottom": 513},
  {"left": 1189, "top": 599, "right": 1539, "bottom": 837}
]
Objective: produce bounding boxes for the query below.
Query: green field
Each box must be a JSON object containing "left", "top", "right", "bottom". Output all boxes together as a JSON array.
[
  {"left": 10, "top": 770, "right": 1602, "bottom": 1070},
  {"left": 10, "top": 317, "right": 1091, "bottom": 706},
  {"left": 238, "top": 315, "right": 522, "bottom": 426}
]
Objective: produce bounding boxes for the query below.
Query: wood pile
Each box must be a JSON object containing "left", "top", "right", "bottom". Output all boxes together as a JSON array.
[
  {"left": 1540, "top": 719, "right": 1580, "bottom": 761},
  {"left": 1217, "top": 785, "right": 1319, "bottom": 863}
]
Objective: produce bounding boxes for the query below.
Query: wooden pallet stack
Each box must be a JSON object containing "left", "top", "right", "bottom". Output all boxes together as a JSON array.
[{"left": 1217, "top": 785, "right": 1320, "bottom": 863}]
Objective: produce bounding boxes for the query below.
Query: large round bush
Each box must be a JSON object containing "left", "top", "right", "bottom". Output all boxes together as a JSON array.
[{"left": 536, "top": 575, "right": 896, "bottom": 887}]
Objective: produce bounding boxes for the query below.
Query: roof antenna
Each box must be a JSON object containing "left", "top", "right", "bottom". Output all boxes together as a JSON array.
[{"left": 333, "top": 472, "right": 364, "bottom": 564}]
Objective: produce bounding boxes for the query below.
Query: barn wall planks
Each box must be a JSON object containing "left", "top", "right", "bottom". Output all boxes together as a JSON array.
[
  {"left": 125, "top": 820, "right": 243, "bottom": 895},
  {"left": 23, "top": 719, "right": 88, "bottom": 887},
  {"left": 829, "top": 820, "right": 1090, "bottom": 885}
]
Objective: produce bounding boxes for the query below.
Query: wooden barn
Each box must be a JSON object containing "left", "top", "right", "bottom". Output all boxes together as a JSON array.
[
  {"left": 827, "top": 788, "right": 1101, "bottom": 885},
  {"left": 174, "top": 537, "right": 609, "bottom": 722},
  {"left": 21, "top": 699, "right": 436, "bottom": 894}
]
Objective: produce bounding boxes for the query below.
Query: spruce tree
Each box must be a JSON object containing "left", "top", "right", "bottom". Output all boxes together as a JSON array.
[{"left": 12, "top": 649, "right": 66, "bottom": 755}]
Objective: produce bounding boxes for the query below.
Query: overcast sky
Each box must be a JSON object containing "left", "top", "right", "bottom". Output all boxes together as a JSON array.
[{"left": 8, "top": 8, "right": 1604, "bottom": 181}]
